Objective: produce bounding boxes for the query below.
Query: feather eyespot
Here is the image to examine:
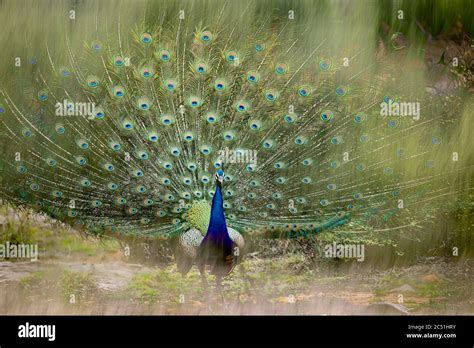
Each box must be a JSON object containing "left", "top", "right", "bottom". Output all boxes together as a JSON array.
[
  {"left": 110, "top": 142, "right": 121, "bottom": 151},
  {"left": 320, "top": 110, "right": 334, "bottom": 122},
  {"left": 262, "top": 139, "right": 275, "bottom": 149},
  {"left": 214, "top": 78, "right": 227, "bottom": 91},
  {"left": 199, "top": 30, "right": 213, "bottom": 44},
  {"left": 140, "top": 33, "right": 153, "bottom": 44},
  {"left": 91, "top": 41, "right": 102, "bottom": 51},
  {"left": 275, "top": 63, "right": 288, "bottom": 75},
  {"left": 86, "top": 75, "right": 100, "bottom": 88},
  {"left": 159, "top": 49, "right": 171, "bottom": 62},
  {"left": 137, "top": 151, "right": 148, "bottom": 160},
  {"left": 354, "top": 113, "right": 367, "bottom": 123},
  {"left": 195, "top": 62, "right": 208, "bottom": 75},
  {"left": 335, "top": 86, "right": 348, "bottom": 96},
  {"left": 137, "top": 97, "right": 151, "bottom": 110},
  {"left": 113, "top": 55, "right": 125, "bottom": 67},
  {"left": 111, "top": 86, "right": 125, "bottom": 98},
  {"left": 226, "top": 51, "right": 239, "bottom": 64},
  {"left": 247, "top": 71, "right": 260, "bottom": 83},
  {"left": 297, "top": 85, "right": 312, "bottom": 97},
  {"left": 183, "top": 131, "right": 194, "bottom": 141},
  {"left": 55, "top": 124, "right": 65, "bottom": 134},
  {"left": 122, "top": 120, "right": 134, "bottom": 130},
  {"left": 264, "top": 89, "right": 279, "bottom": 102},
  {"left": 38, "top": 89, "right": 49, "bottom": 101},
  {"left": 255, "top": 43, "right": 265, "bottom": 52},
  {"left": 235, "top": 100, "right": 250, "bottom": 112},
  {"left": 76, "top": 139, "right": 89, "bottom": 149},
  {"left": 170, "top": 147, "right": 181, "bottom": 156},
  {"left": 187, "top": 96, "right": 202, "bottom": 108},
  {"left": 161, "top": 114, "right": 176, "bottom": 125},
  {"left": 319, "top": 59, "right": 331, "bottom": 71}
]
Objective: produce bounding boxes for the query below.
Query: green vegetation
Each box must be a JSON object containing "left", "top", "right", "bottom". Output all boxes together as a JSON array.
[{"left": 60, "top": 270, "right": 98, "bottom": 304}]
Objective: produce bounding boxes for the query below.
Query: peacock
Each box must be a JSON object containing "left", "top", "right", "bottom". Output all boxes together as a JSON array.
[
  {"left": 0, "top": 0, "right": 472, "bottom": 287},
  {"left": 175, "top": 167, "right": 245, "bottom": 290}
]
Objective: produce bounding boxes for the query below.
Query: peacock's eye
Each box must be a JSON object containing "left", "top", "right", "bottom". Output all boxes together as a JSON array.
[
  {"left": 188, "top": 96, "right": 202, "bottom": 108},
  {"left": 200, "top": 31, "right": 213, "bottom": 44},
  {"left": 159, "top": 50, "right": 171, "bottom": 62},
  {"left": 255, "top": 43, "right": 265, "bottom": 52},
  {"left": 38, "top": 89, "right": 49, "bottom": 101},
  {"left": 336, "top": 86, "right": 347, "bottom": 96},
  {"left": 226, "top": 51, "right": 238, "bottom": 64},
  {"left": 247, "top": 70, "right": 260, "bottom": 84},
  {"left": 91, "top": 41, "right": 102, "bottom": 51},
  {"left": 171, "top": 147, "right": 181, "bottom": 156},
  {"left": 140, "top": 33, "right": 152, "bottom": 44},
  {"left": 275, "top": 63, "right": 288, "bottom": 75},
  {"left": 113, "top": 56, "right": 124, "bottom": 66},
  {"left": 319, "top": 59, "right": 332, "bottom": 71},
  {"left": 264, "top": 89, "right": 279, "bottom": 102}
]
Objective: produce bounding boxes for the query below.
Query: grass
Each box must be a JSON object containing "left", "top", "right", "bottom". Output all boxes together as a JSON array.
[
  {"left": 0, "top": 206, "right": 121, "bottom": 260},
  {"left": 57, "top": 234, "right": 120, "bottom": 257},
  {"left": 60, "top": 270, "right": 98, "bottom": 304},
  {"left": 1, "top": 205, "right": 472, "bottom": 314},
  {"left": 0, "top": 220, "right": 38, "bottom": 246},
  {"left": 120, "top": 254, "right": 317, "bottom": 306},
  {"left": 127, "top": 268, "right": 204, "bottom": 304},
  {"left": 19, "top": 271, "right": 45, "bottom": 291}
]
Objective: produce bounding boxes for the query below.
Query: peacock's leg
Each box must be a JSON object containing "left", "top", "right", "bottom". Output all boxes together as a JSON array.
[
  {"left": 197, "top": 264, "right": 215, "bottom": 313},
  {"left": 215, "top": 275, "right": 228, "bottom": 309},
  {"left": 198, "top": 264, "right": 208, "bottom": 290}
]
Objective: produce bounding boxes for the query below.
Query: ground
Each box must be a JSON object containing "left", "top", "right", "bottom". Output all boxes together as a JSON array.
[{"left": 0, "top": 211, "right": 472, "bottom": 315}]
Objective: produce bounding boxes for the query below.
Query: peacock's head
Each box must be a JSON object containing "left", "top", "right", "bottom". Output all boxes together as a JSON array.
[{"left": 215, "top": 168, "right": 224, "bottom": 183}]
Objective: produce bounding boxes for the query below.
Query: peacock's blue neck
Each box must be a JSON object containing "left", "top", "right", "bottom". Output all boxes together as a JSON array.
[{"left": 203, "top": 181, "right": 232, "bottom": 247}]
